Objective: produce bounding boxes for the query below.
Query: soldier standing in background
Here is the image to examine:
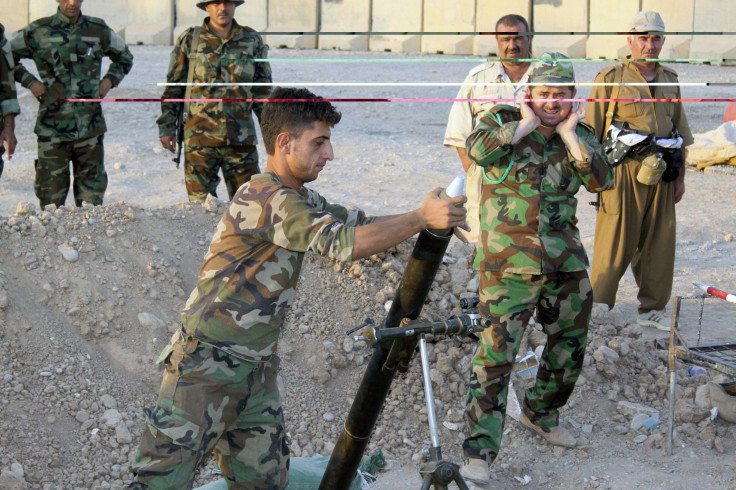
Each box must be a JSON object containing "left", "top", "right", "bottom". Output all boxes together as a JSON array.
[
  {"left": 585, "top": 11, "right": 694, "bottom": 330},
  {"left": 131, "top": 87, "right": 467, "bottom": 488},
  {"left": 11, "top": 0, "right": 133, "bottom": 208},
  {"left": 158, "top": 0, "right": 272, "bottom": 202},
  {"left": 0, "top": 23, "right": 19, "bottom": 178},
  {"left": 460, "top": 54, "right": 613, "bottom": 485},
  {"left": 444, "top": 14, "right": 533, "bottom": 243}
]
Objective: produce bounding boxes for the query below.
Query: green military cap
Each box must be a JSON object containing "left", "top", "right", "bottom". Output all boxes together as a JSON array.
[
  {"left": 528, "top": 52, "right": 575, "bottom": 84},
  {"left": 197, "top": 0, "right": 245, "bottom": 10}
]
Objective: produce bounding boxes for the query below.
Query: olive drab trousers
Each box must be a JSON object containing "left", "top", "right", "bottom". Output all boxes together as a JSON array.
[{"left": 590, "top": 156, "right": 677, "bottom": 313}]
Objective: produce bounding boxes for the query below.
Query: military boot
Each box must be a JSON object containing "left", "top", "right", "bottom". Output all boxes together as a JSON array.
[
  {"left": 460, "top": 457, "right": 491, "bottom": 485},
  {"left": 520, "top": 411, "right": 576, "bottom": 447}
]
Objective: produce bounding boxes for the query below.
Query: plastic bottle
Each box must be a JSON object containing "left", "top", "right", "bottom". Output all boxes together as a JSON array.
[
  {"left": 688, "top": 366, "right": 707, "bottom": 376},
  {"left": 428, "top": 174, "right": 466, "bottom": 236}
]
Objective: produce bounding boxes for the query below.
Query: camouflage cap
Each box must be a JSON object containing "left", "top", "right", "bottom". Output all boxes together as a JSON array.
[
  {"left": 197, "top": 0, "right": 245, "bottom": 10},
  {"left": 528, "top": 52, "right": 575, "bottom": 84}
]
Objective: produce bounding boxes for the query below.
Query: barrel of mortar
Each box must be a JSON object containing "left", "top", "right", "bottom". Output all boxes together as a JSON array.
[{"left": 319, "top": 228, "right": 452, "bottom": 489}]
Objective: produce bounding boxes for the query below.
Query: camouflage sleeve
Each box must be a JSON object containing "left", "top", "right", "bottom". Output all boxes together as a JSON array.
[
  {"left": 156, "top": 31, "right": 189, "bottom": 138},
  {"left": 264, "top": 188, "right": 358, "bottom": 262},
  {"left": 569, "top": 125, "right": 614, "bottom": 193},
  {"left": 0, "top": 37, "right": 20, "bottom": 117},
  {"left": 10, "top": 29, "right": 41, "bottom": 89},
  {"left": 318, "top": 194, "right": 376, "bottom": 227},
  {"left": 101, "top": 28, "right": 133, "bottom": 88},
  {"left": 251, "top": 37, "right": 271, "bottom": 122},
  {"left": 466, "top": 109, "right": 519, "bottom": 168}
]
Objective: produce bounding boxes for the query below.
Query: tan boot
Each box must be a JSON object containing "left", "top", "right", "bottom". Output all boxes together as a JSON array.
[
  {"left": 459, "top": 457, "right": 490, "bottom": 485},
  {"left": 520, "top": 411, "right": 576, "bottom": 448}
]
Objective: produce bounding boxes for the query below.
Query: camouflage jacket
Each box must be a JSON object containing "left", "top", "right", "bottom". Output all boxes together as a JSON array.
[
  {"left": 467, "top": 105, "right": 614, "bottom": 274},
  {"left": 0, "top": 24, "right": 20, "bottom": 132},
  {"left": 181, "top": 172, "right": 375, "bottom": 361},
  {"left": 157, "top": 19, "right": 272, "bottom": 147},
  {"left": 11, "top": 8, "right": 133, "bottom": 141}
]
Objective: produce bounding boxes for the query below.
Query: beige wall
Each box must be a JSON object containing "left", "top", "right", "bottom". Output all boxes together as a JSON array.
[
  {"left": 421, "top": 0, "right": 475, "bottom": 55},
  {"left": 370, "top": 0, "right": 422, "bottom": 52},
  {"left": 319, "top": 0, "right": 371, "bottom": 50},
  {"left": 534, "top": 0, "right": 588, "bottom": 58},
  {"left": 3, "top": 0, "right": 734, "bottom": 60},
  {"left": 587, "top": 0, "right": 641, "bottom": 59}
]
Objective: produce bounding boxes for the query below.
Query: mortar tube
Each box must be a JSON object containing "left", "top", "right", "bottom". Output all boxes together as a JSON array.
[{"left": 319, "top": 229, "right": 452, "bottom": 489}]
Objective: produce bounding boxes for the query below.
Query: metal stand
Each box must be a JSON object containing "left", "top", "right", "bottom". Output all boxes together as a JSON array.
[
  {"left": 417, "top": 336, "right": 470, "bottom": 490},
  {"left": 667, "top": 295, "right": 736, "bottom": 455}
]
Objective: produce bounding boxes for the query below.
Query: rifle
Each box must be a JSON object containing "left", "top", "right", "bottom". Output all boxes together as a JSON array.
[
  {"left": 172, "top": 26, "right": 201, "bottom": 169},
  {"left": 172, "top": 103, "right": 185, "bottom": 168}
]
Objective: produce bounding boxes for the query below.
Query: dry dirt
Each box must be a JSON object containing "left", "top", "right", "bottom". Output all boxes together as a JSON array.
[{"left": 1, "top": 46, "right": 735, "bottom": 489}]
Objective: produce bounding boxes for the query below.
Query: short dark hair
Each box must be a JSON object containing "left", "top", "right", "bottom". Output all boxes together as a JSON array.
[
  {"left": 261, "top": 87, "right": 342, "bottom": 155},
  {"left": 495, "top": 14, "right": 530, "bottom": 33}
]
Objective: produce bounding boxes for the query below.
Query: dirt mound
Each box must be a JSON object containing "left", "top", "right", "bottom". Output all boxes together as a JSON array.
[{"left": 1, "top": 201, "right": 734, "bottom": 489}]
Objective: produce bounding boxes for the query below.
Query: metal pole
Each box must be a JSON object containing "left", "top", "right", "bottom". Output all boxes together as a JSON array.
[{"left": 420, "top": 337, "right": 441, "bottom": 452}]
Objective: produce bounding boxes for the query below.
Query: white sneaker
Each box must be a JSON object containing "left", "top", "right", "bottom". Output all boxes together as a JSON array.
[
  {"left": 460, "top": 458, "right": 490, "bottom": 485},
  {"left": 637, "top": 310, "right": 669, "bottom": 331}
]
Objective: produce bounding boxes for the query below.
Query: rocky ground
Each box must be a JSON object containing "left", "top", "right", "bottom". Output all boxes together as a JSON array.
[{"left": 0, "top": 198, "right": 734, "bottom": 489}]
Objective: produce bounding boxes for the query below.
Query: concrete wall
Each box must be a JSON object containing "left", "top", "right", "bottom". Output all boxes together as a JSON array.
[
  {"left": 5, "top": 0, "right": 735, "bottom": 60},
  {"left": 370, "top": 0, "right": 422, "bottom": 52},
  {"left": 126, "top": 0, "right": 174, "bottom": 45},
  {"left": 474, "top": 0, "right": 531, "bottom": 56},
  {"left": 0, "top": 0, "right": 30, "bottom": 36},
  {"left": 267, "top": 0, "right": 320, "bottom": 49},
  {"left": 587, "top": 0, "right": 640, "bottom": 59},
  {"left": 174, "top": 0, "right": 268, "bottom": 41},
  {"left": 421, "top": 0, "right": 475, "bottom": 55},
  {"left": 691, "top": 0, "right": 736, "bottom": 62},
  {"left": 319, "top": 0, "right": 371, "bottom": 50},
  {"left": 534, "top": 0, "right": 588, "bottom": 58}
]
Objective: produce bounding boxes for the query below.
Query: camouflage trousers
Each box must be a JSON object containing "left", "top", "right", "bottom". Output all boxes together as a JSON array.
[
  {"left": 131, "top": 332, "right": 290, "bottom": 489},
  {"left": 463, "top": 269, "right": 591, "bottom": 464},
  {"left": 35, "top": 135, "right": 106, "bottom": 207},
  {"left": 184, "top": 143, "right": 259, "bottom": 202}
]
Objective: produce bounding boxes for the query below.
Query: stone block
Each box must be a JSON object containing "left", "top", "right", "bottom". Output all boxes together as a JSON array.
[
  {"left": 533, "top": 0, "right": 588, "bottom": 58},
  {"left": 83, "top": 0, "right": 128, "bottom": 39},
  {"left": 586, "top": 0, "right": 640, "bottom": 59},
  {"left": 0, "top": 0, "right": 29, "bottom": 35},
  {"left": 174, "top": 0, "right": 267, "bottom": 41},
  {"left": 473, "top": 0, "right": 531, "bottom": 56},
  {"left": 267, "top": 0, "right": 319, "bottom": 49},
  {"left": 643, "top": 0, "right": 694, "bottom": 60},
  {"left": 421, "top": 0, "right": 474, "bottom": 55},
  {"left": 370, "top": 0, "right": 422, "bottom": 53},
  {"left": 126, "top": 0, "right": 174, "bottom": 45},
  {"left": 690, "top": 0, "right": 736, "bottom": 63},
  {"left": 319, "top": 0, "right": 370, "bottom": 51}
]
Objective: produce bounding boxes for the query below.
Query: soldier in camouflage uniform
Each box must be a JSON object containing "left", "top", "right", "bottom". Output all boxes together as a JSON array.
[
  {"left": 131, "top": 87, "right": 467, "bottom": 489},
  {"left": 158, "top": 0, "right": 272, "bottom": 202},
  {"left": 0, "top": 23, "right": 20, "bottom": 179},
  {"left": 459, "top": 53, "right": 614, "bottom": 485},
  {"left": 11, "top": 0, "right": 133, "bottom": 208}
]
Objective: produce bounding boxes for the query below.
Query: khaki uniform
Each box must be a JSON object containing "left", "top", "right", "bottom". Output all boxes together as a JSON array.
[
  {"left": 584, "top": 61, "right": 694, "bottom": 312},
  {"left": 444, "top": 62, "right": 531, "bottom": 242}
]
